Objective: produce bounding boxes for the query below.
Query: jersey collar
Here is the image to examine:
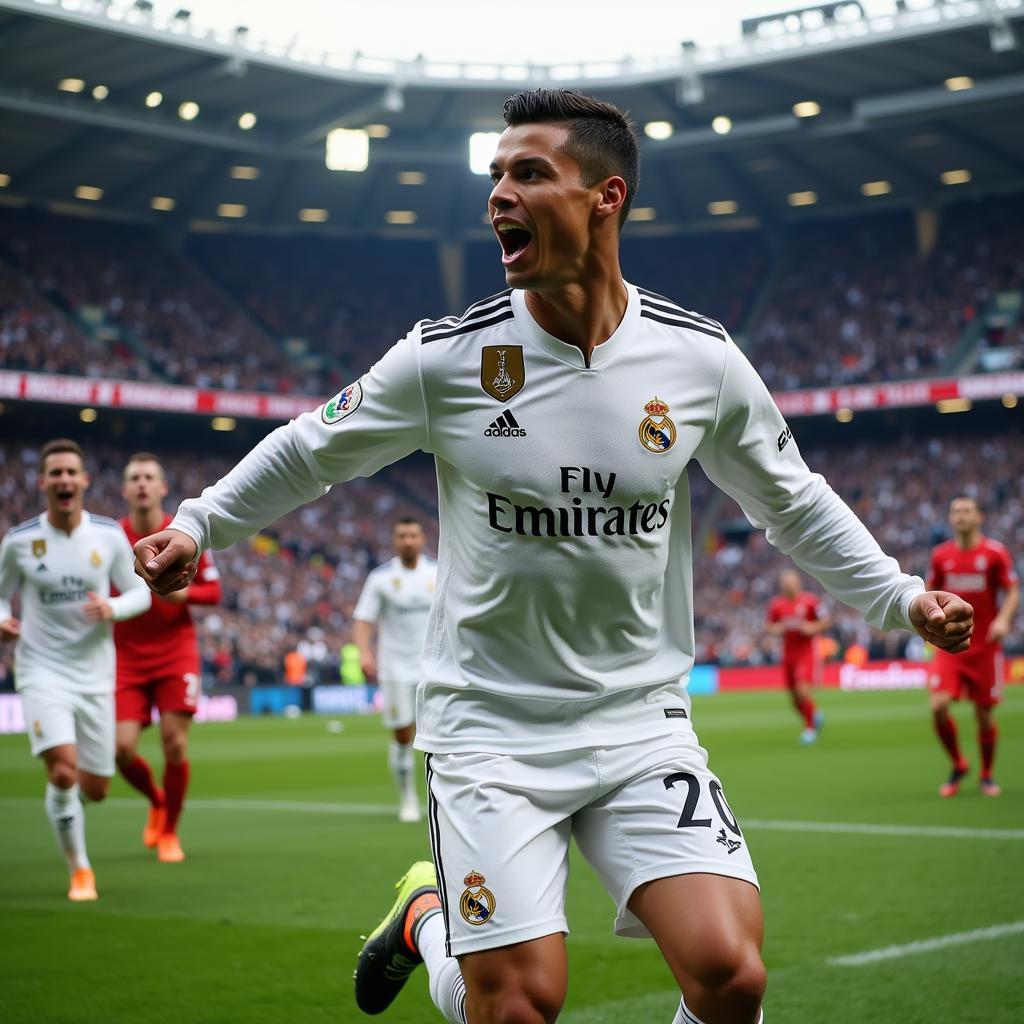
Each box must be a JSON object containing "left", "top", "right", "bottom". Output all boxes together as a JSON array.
[{"left": 510, "top": 282, "right": 639, "bottom": 369}]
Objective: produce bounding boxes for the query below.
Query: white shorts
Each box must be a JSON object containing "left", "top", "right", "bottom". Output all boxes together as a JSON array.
[
  {"left": 379, "top": 678, "right": 417, "bottom": 729},
  {"left": 424, "top": 727, "right": 759, "bottom": 956},
  {"left": 18, "top": 686, "right": 115, "bottom": 776}
]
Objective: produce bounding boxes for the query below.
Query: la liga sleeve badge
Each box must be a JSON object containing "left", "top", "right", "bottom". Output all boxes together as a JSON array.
[{"left": 321, "top": 381, "right": 363, "bottom": 425}]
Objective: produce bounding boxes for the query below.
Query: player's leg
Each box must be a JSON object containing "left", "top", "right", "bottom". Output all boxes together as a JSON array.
[
  {"left": 381, "top": 678, "right": 419, "bottom": 821},
  {"left": 574, "top": 729, "right": 764, "bottom": 1024},
  {"left": 928, "top": 661, "right": 968, "bottom": 796},
  {"left": 157, "top": 710, "right": 193, "bottom": 861},
  {"left": 792, "top": 680, "right": 819, "bottom": 744},
  {"left": 632, "top": 875, "right": 765, "bottom": 1024},
  {"left": 115, "top": 683, "right": 166, "bottom": 846},
  {"left": 355, "top": 749, "right": 577, "bottom": 1022},
  {"left": 972, "top": 653, "right": 1001, "bottom": 796}
]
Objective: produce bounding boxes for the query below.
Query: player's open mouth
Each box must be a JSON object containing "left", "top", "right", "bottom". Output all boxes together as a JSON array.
[
  {"left": 496, "top": 222, "right": 533, "bottom": 265},
  {"left": 56, "top": 489, "right": 74, "bottom": 503}
]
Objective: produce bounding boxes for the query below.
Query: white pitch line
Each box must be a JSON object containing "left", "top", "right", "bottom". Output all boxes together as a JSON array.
[
  {"left": 829, "top": 921, "right": 1024, "bottom": 966},
  {"left": 0, "top": 798, "right": 1022, "bottom": 841}
]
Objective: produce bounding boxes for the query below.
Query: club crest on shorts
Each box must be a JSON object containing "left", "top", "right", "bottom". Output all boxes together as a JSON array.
[
  {"left": 481, "top": 346, "right": 524, "bottom": 402},
  {"left": 32, "top": 539, "right": 46, "bottom": 558},
  {"left": 90, "top": 550, "right": 103, "bottom": 567},
  {"left": 638, "top": 396, "right": 676, "bottom": 453},
  {"left": 459, "top": 870, "right": 496, "bottom": 926},
  {"left": 321, "top": 381, "right": 363, "bottom": 425}
]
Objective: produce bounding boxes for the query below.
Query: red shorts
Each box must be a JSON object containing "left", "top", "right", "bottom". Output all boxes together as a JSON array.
[
  {"left": 782, "top": 650, "right": 816, "bottom": 688},
  {"left": 928, "top": 649, "right": 1003, "bottom": 708},
  {"left": 116, "top": 668, "right": 201, "bottom": 724}
]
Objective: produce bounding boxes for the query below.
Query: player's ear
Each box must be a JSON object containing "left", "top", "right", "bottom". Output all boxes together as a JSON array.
[
  {"left": 82, "top": 471, "right": 91, "bottom": 491},
  {"left": 594, "top": 174, "right": 627, "bottom": 226}
]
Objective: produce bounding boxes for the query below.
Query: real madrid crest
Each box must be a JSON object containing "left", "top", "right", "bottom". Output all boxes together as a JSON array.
[
  {"left": 90, "top": 550, "right": 103, "bottom": 567},
  {"left": 32, "top": 539, "right": 46, "bottom": 558},
  {"left": 481, "top": 346, "right": 524, "bottom": 402},
  {"left": 459, "top": 870, "right": 496, "bottom": 926},
  {"left": 638, "top": 396, "right": 676, "bottom": 454}
]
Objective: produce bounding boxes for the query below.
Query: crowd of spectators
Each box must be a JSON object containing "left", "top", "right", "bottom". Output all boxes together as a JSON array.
[
  {"left": 1, "top": 193, "right": 1022, "bottom": 393},
  {"left": 693, "top": 430, "right": 1024, "bottom": 665}
]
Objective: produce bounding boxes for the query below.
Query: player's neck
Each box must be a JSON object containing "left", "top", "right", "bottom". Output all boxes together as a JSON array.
[
  {"left": 46, "top": 507, "right": 82, "bottom": 535},
  {"left": 954, "top": 530, "right": 981, "bottom": 550},
  {"left": 131, "top": 506, "right": 166, "bottom": 536},
  {"left": 399, "top": 555, "right": 418, "bottom": 569},
  {"left": 524, "top": 265, "right": 627, "bottom": 364}
]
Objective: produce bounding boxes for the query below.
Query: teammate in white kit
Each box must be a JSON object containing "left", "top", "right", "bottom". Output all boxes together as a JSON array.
[
  {"left": 0, "top": 439, "right": 151, "bottom": 900},
  {"left": 133, "top": 92, "right": 973, "bottom": 1024},
  {"left": 353, "top": 517, "right": 436, "bottom": 823}
]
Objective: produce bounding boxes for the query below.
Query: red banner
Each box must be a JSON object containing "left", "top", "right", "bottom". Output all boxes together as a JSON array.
[{"left": 1, "top": 369, "right": 1022, "bottom": 423}]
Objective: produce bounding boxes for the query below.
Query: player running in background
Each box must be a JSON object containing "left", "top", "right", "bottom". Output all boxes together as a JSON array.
[
  {"left": 927, "top": 495, "right": 1019, "bottom": 798},
  {"left": 766, "top": 569, "right": 832, "bottom": 744},
  {"left": 353, "top": 517, "right": 436, "bottom": 823},
  {"left": 134, "top": 90, "right": 973, "bottom": 1024},
  {"left": 0, "top": 439, "right": 150, "bottom": 900},
  {"left": 114, "top": 452, "right": 222, "bottom": 862}
]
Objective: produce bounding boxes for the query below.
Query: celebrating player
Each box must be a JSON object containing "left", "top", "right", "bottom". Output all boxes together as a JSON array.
[
  {"left": 927, "top": 495, "right": 1019, "bottom": 798},
  {"left": 353, "top": 517, "right": 437, "bottom": 823},
  {"left": 0, "top": 439, "right": 150, "bottom": 900},
  {"left": 114, "top": 452, "right": 222, "bottom": 862},
  {"left": 766, "top": 569, "right": 832, "bottom": 743},
  {"left": 133, "top": 90, "right": 973, "bottom": 1024}
]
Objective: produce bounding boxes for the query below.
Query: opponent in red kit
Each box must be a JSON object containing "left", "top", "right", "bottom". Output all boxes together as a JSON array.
[
  {"left": 928, "top": 495, "right": 1019, "bottom": 798},
  {"left": 114, "top": 453, "right": 221, "bottom": 860},
  {"left": 766, "top": 568, "right": 832, "bottom": 743}
]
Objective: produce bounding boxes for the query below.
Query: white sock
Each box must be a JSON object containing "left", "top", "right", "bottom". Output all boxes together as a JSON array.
[
  {"left": 389, "top": 740, "right": 417, "bottom": 803},
  {"left": 673, "top": 998, "right": 763, "bottom": 1023},
  {"left": 45, "top": 783, "right": 90, "bottom": 871},
  {"left": 418, "top": 912, "right": 468, "bottom": 1024}
]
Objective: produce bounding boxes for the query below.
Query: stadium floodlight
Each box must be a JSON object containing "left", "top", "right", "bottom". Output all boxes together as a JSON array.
[
  {"left": 79, "top": 408, "right": 98, "bottom": 423},
  {"left": 643, "top": 121, "right": 673, "bottom": 141},
  {"left": 366, "top": 124, "right": 390, "bottom": 138},
  {"left": 211, "top": 417, "right": 237, "bottom": 431},
  {"left": 145, "top": 91, "right": 163, "bottom": 108},
  {"left": 58, "top": 78, "right": 86, "bottom": 94},
  {"left": 216, "top": 203, "right": 247, "bottom": 218},
  {"left": 944, "top": 76, "right": 974, "bottom": 91},
  {"left": 92, "top": 85, "right": 108, "bottom": 101},
  {"left": 628, "top": 207, "right": 657, "bottom": 222},
  {"left": 385, "top": 210, "right": 417, "bottom": 225},
  {"left": 711, "top": 116, "right": 733, "bottom": 135},
  {"left": 397, "top": 171, "right": 426, "bottom": 185},
  {"left": 861, "top": 180, "right": 892, "bottom": 197},
  {"left": 787, "top": 190, "right": 817, "bottom": 206},
  {"left": 0, "top": 173, "right": 9, "bottom": 188},
  {"left": 150, "top": 196, "right": 176, "bottom": 211},
  {"left": 792, "top": 100, "right": 821, "bottom": 118},
  {"left": 936, "top": 398, "right": 972, "bottom": 414},
  {"left": 230, "top": 165, "right": 260, "bottom": 180},
  {"left": 178, "top": 101, "right": 200, "bottom": 121},
  {"left": 74, "top": 185, "right": 103, "bottom": 201},
  {"left": 708, "top": 200, "right": 738, "bottom": 216},
  {"left": 1003, "top": 394, "right": 1019, "bottom": 409},
  {"left": 238, "top": 112, "right": 257, "bottom": 130},
  {"left": 298, "top": 208, "right": 329, "bottom": 222},
  {"left": 941, "top": 169, "right": 971, "bottom": 185},
  {"left": 835, "top": 408, "right": 854, "bottom": 423},
  {"left": 326, "top": 128, "right": 369, "bottom": 172},
  {"left": 469, "top": 133, "right": 501, "bottom": 175}
]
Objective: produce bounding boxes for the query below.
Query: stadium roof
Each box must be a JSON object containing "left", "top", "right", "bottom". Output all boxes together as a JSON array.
[{"left": 0, "top": 0, "right": 1023, "bottom": 237}]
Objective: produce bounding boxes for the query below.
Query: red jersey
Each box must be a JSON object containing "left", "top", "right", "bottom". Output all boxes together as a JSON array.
[
  {"left": 114, "top": 514, "right": 222, "bottom": 676},
  {"left": 767, "top": 591, "right": 823, "bottom": 662},
  {"left": 928, "top": 535, "right": 1018, "bottom": 653}
]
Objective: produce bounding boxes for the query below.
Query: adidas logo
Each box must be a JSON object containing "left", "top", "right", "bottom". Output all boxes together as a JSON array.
[{"left": 484, "top": 410, "right": 526, "bottom": 437}]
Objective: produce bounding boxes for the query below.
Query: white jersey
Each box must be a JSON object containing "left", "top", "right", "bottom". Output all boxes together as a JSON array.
[
  {"left": 353, "top": 555, "right": 437, "bottom": 685},
  {"left": 170, "top": 283, "right": 924, "bottom": 754},
  {"left": 0, "top": 511, "right": 151, "bottom": 694}
]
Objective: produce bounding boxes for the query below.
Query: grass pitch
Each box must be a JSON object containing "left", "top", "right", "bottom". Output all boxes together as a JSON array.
[{"left": 1, "top": 687, "right": 1023, "bottom": 1024}]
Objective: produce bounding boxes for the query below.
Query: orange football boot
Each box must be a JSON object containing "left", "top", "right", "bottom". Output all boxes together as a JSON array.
[
  {"left": 68, "top": 867, "right": 98, "bottom": 901},
  {"left": 143, "top": 805, "right": 166, "bottom": 849},
  {"left": 157, "top": 834, "right": 185, "bottom": 863}
]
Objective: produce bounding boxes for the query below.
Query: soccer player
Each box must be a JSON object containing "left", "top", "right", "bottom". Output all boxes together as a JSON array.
[
  {"left": 353, "top": 517, "right": 437, "bottom": 823},
  {"left": 766, "top": 569, "right": 832, "bottom": 743},
  {"left": 114, "top": 452, "right": 222, "bottom": 862},
  {"left": 0, "top": 438, "right": 150, "bottom": 900},
  {"left": 927, "top": 495, "right": 1019, "bottom": 798},
  {"left": 133, "top": 91, "right": 973, "bottom": 1024}
]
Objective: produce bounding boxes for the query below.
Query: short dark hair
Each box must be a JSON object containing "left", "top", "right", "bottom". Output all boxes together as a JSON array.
[
  {"left": 124, "top": 451, "right": 164, "bottom": 478},
  {"left": 502, "top": 89, "right": 639, "bottom": 227},
  {"left": 950, "top": 493, "right": 983, "bottom": 512},
  {"left": 40, "top": 438, "right": 84, "bottom": 470},
  {"left": 394, "top": 516, "right": 423, "bottom": 529}
]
